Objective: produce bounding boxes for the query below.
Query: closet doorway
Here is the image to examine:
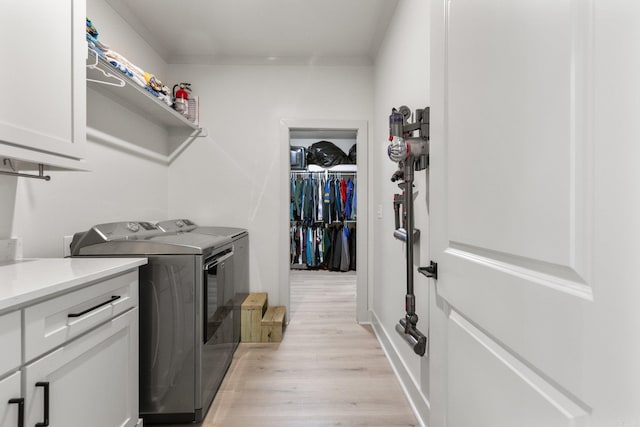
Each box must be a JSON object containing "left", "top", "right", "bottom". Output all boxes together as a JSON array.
[{"left": 279, "top": 119, "right": 369, "bottom": 323}]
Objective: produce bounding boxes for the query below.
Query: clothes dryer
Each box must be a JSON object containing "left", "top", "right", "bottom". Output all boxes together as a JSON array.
[{"left": 157, "top": 219, "right": 250, "bottom": 296}]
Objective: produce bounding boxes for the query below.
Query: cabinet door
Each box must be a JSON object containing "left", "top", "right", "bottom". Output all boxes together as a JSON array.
[
  {"left": 0, "top": 0, "right": 86, "bottom": 166},
  {"left": 24, "top": 309, "right": 138, "bottom": 427},
  {"left": 0, "top": 372, "right": 22, "bottom": 427}
]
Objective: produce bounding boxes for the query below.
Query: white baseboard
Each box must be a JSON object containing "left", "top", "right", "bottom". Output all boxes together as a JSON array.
[{"left": 370, "top": 310, "right": 429, "bottom": 427}]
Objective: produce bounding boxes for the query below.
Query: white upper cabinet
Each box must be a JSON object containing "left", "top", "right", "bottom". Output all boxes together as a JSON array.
[{"left": 0, "top": 0, "right": 86, "bottom": 170}]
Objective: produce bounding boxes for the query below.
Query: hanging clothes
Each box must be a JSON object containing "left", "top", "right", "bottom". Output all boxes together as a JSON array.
[
  {"left": 290, "top": 170, "right": 357, "bottom": 271},
  {"left": 339, "top": 178, "right": 347, "bottom": 220},
  {"left": 340, "top": 224, "right": 350, "bottom": 272},
  {"left": 317, "top": 177, "right": 324, "bottom": 222},
  {"left": 348, "top": 223, "right": 356, "bottom": 270},
  {"left": 323, "top": 179, "right": 332, "bottom": 224},
  {"left": 351, "top": 178, "right": 357, "bottom": 219},
  {"left": 345, "top": 178, "right": 354, "bottom": 220},
  {"left": 334, "top": 178, "right": 342, "bottom": 221},
  {"left": 329, "top": 223, "right": 343, "bottom": 271}
]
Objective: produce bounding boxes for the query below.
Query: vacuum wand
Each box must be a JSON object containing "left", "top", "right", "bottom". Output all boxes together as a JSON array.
[
  {"left": 397, "top": 156, "right": 427, "bottom": 357},
  {"left": 387, "top": 106, "right": 430, "bottom": 357}
]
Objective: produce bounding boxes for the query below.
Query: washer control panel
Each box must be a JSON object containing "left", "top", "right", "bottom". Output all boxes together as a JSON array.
[
  {"left": 93, "top": 221, "right": 164, "bottom": 240},
  {"left": 156, "top": 219, "right": 198, "bottom": 233}
]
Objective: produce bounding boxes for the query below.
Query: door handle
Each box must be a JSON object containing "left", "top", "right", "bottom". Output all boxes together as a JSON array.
[
  {"left": 35, "top": 382, "right": 49, "bottom": 426},
  {"left": 68, "top": 295, "right": 121, "bottom": 318},
  {"left": 8, "top": 398, "right": 24, "bottom": 427},
  {"left": 203, "top": 251, "right": 234, "bottom": 270}
]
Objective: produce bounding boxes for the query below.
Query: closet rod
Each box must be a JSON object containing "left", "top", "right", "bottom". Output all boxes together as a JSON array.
[
  {"left": 0, "top": 160, "right": 51, "bottom": 181},
  {"left": 290, "top": 171, "right": 357, "bottom": 175}
]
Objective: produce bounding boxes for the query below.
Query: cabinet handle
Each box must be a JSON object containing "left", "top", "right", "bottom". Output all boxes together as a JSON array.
[
  {"left": 8, "top": 398, "right": 24, "bottom": 427},
  {"left": 35, "top": 382, "right": 49, "bottom": 427},
  {"left": 67, "top": 295, "right": 121, "bottom": 318}
]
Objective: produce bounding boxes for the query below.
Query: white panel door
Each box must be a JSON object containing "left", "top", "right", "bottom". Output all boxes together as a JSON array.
[{"left": 430, "top": 0, "right": 640, "bottom": 426}]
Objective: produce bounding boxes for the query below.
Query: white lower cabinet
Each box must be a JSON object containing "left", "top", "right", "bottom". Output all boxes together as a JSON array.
[
  {"left": 0, "top": 372, "right": 22, "bottom": 427},
  {"left": 24, "top": 308, "right": 139, "bottom": 427}
]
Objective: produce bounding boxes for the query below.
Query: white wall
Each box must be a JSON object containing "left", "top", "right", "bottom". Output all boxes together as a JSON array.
[
  {"left": 0, "top": 171, "right": 17, "bottom": 240},
  {"left": 372, "top": 0, "right": 431, "bottom": 422},
  {"left": 166, "top": 64, "right": 373, "bottom": 302},
  {"left": 1, "top": 0, "right": 170, "bottom": 257},
  {"left": 87, "top": 0, "right": 167, "bottom": 80},
  {"left": 11, "top": 141, "right": 168, "bottom": 257}
]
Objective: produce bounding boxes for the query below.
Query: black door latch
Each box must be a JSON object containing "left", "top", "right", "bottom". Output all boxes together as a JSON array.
[{"left": 418, "top": 261, "right": 438, "bottom": 280}]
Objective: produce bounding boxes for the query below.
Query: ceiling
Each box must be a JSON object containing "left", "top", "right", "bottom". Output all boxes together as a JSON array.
[{"left": 104, "top": 0, "right": 399, "bottom": 65}]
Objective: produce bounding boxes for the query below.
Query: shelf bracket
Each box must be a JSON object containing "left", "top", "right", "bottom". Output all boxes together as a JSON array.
[
  {"left": 0, "top": 159, "right": 51, "bottom": 181},
  {"left": 167, "top": 128, "right": 206, "bottom": 164}
]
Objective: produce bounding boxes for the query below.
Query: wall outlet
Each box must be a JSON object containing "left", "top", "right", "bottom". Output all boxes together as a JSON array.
[
  {"left": 62, "top": 235, "right": 73, "bottom": 258},
  {"left": 377, "top": 204, "right": 383, "bottom": 219}
]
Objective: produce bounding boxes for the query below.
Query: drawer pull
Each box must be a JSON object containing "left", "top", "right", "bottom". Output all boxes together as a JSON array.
[
  {"left": 68, "top": 295, "right": 121, "bottom": 318},
  {"left": 8, "top": 398, "right": 24, "bottom": 427},
  {"left": 35, "top": 382, "right": 49, "bottom": 426}
]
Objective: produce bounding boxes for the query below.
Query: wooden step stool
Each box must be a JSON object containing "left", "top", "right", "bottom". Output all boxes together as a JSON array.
[
  {"left": 261, "top": 306, "right": 286, "bottom": 343},
  {"left": 241, "top": 292, "right": 267, "bottom": 342}
]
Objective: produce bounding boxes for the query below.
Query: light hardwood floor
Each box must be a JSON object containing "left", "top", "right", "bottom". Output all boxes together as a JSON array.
[{"left": 200, "top": 270, "right": 420, "bottom": 427}]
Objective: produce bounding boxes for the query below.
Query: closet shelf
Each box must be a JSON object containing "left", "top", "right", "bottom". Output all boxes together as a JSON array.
[
  {"left": 306, "top": 164, "right": 357, "bottom": 173},
  {"left": 86, "top": 52, "right": 201, "bottom": 132}
]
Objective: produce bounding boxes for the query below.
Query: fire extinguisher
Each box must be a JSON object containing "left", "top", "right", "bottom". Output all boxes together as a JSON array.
[{"left": 172, "top": 82, "right": 191, "bottom": 116}]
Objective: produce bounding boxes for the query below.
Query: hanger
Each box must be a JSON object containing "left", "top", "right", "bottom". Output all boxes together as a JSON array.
[{"left": 86, "top": 48, "right": 126, "bottom": 87}]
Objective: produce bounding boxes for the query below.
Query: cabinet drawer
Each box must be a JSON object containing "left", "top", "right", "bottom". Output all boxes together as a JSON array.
[
  {"left": 24, "top": 270, "right": 138, "bottom": 361},
  {"left": 0, "top": 311, "right": 20, "bottom": 374}
]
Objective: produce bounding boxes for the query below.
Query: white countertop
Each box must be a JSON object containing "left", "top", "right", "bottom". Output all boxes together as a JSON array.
[{"left": 0, "top": 257, "right": 147, "bottom": 314}]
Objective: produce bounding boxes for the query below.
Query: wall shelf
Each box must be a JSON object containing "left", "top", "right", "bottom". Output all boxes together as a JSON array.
[
  {"left": 86, "top": 49, "right": 205, "bottom": 163},
  {"left": 86, "top": 51, "right": 201, "bottom": 132}
]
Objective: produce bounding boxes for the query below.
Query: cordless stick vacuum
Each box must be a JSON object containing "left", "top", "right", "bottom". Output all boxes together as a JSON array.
[{"left": 387, "top": 106, "right": 429, "bottom": 357}]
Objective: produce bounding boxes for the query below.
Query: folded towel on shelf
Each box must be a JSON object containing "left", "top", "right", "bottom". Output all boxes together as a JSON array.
[
  {"left": 104, "top": 50, "right": 145, "bottom": 78},
  {"left": 88, "top": 18, "right": 176, "bottom": 107},
  {"left": 87, "top": 41, "right": 106, "bottom": 58},
  {"left": 86, "top": 17, "right": 99, "bottom": 38},
  {"left": 130, "top": 73, "right": 147, "bottom": 89},
  {"left": 107, "top": 59, "right": 134, "bottom": 78}
]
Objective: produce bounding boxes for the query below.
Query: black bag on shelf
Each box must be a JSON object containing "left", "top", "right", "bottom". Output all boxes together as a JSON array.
[
  {"left": 306, "top": 141, "right": 348, "bottom": 167},
  {"left": 348, "top": 144, "right": 357, "bottom": 164}
]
